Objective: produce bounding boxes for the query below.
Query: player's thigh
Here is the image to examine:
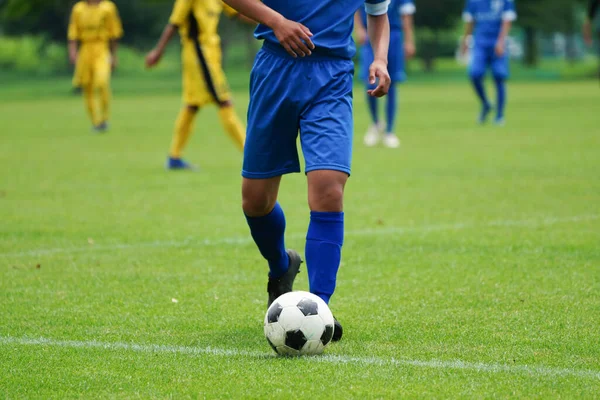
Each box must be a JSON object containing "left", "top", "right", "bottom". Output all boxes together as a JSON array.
[
  {"left": 300, "top": 61, "right": 354, "bottom": 176},
  {"left": 204, "top": 46, "right": 231, "bottom": 103},
  {"left": 491, "top": 53, "right": 510, "bottom": 80},
  {"left": 182, "top": 46, "right": 212, "bottom": 106},
  {"left": 243, "top": 50, "right": 302, "bottom": 179},
  {"left": 469, "top": 46, "right": 488, "bottom": 79},
  {"left": 92, "top": 54, "right": 111, "bottom": 89}
]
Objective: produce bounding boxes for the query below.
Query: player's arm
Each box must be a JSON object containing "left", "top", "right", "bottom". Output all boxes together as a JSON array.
[
  {"left": 460, "top": 1, "right": 475, "bottom": 56},
  {"left": 67, "top": 7, "right": 80, "bottom": 65},
  {"left": 108, "top": 5, "right": 123, "bottom": 70},
  {"left": 146, "top": 0, "right": 192, "bottom": 68},
  {"left": 354, "top": 11, "right": 368, "bottom": 46},
  {"left": 495, "top": 1, "right": 516, "bottom": 56},
  {"left": 146, "top": 24, "right": 178, "bottom": 68},
  {"left": 401, "top": 2, "right": 416, "bottom": 58},
  {"left": 584, "top": 0, "right": 600, "bottom": 46},
  {"left": 222, "top": 0, "right": 314, "bottom": 57},
  {"left": 366, "top": 2, "right": 391, "bottom": 98}
]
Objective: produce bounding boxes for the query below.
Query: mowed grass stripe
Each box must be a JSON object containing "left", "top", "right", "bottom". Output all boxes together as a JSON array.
[
  {"left": 2, "top": 213, "right": 598, "bottom": 258},
  {"left": 2, "top": 336, "right": 599, "bottom": 380}
]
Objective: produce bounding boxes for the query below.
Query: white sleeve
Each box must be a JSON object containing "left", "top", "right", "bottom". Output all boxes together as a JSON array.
[
  {"left": 400, "top": 3, "right": 416, "bottom": 15},
  {"left": 462, "top": 12, "right": 474, "bottom": 22},
  {"left": 502, "top": 10, "right": 517, "bottom": 21},
  {"left": 365, "top": 0, "right": 390, "bottom": 16}
]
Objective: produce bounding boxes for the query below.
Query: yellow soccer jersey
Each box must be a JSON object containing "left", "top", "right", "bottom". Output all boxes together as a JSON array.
[
  {"left": 169, "top": 0, "right": 238, "bottom": 47},
  {"left": 68, "top": 0, "right": 123, "bottom": 43}
]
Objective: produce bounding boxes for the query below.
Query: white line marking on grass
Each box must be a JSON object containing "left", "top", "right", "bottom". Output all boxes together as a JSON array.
[
  {"left": 1, "top": 336, "right": 599, "bottom": 380},
  {"left": 1, "top": 214, "right": 598, "bottom": 259}
]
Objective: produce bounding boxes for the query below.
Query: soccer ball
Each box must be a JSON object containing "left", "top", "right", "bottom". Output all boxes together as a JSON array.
[{"left": 264, "top": 291, "right": 335, "bottom": 356}]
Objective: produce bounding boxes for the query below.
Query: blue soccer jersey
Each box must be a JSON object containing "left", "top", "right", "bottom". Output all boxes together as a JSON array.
[
  {"left": 360, "top": 0, "right": 415, "bottom": 32},
  {"left": 254, "top": 0, "right": 390, "bottom": 59},
  {"left": 463, "top": 0, "right": 517, "bottom": 47}
]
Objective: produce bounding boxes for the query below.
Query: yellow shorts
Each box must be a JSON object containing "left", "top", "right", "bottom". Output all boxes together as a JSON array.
[
  {"left": 182, "top": 42, "right": 231, "bottom": 107},
  {"left": 77, "top": 44, "right": 111, "bottom": 89}
]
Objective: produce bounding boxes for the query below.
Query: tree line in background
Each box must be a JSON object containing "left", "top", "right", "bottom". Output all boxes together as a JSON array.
[{"left": 0, "top": 0, "right": 592, "bottom": 74}]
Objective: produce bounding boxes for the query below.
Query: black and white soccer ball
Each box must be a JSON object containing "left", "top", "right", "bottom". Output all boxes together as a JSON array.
[{"left": 264, "top": 291, "right": 335, "bottom": 356}]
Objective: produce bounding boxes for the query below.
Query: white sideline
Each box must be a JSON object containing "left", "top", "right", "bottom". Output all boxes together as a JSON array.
[
  {"left": 1, "top": 336, "right": 599, "bottom": 380},
  {"left": 1, "top": 214, "right": 598, "bottom": 259}
]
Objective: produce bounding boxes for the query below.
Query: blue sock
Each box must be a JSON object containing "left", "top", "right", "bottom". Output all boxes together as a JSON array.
[
  {"left": 245, "top": 202, "right": 289, "bottom": 278},
  {"left": 494, "top": 76, "right": 506, "bottom": 120},
  {"left": 385, "top": 83, "right": 398, "bottom": 133},
  {"left": 305, "top": 211, "right": 344, "bottom": 304},
  {"left": 366, "top": 84, "right": 379, "bottom": 125},
  {"left": 471, "top": 76, "right": 490, "bottom": 108}
]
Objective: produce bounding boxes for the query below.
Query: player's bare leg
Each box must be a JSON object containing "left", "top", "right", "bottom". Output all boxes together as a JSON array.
[
  {"left": 243, "top": 176, "right": 302, "bottom": 308},
  {"left": 306, "top": 170, "right": 347, "bottom": 341}
]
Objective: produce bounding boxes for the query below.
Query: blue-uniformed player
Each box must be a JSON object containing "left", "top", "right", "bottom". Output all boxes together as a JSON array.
[
  {"left": 222, "top": 0, "right": 392, "bottom": 341},
  {"left": 461, "top": 0, "right": 517, "bottom": 125},
  {"left": 355, "top": 0, "right": 416, "bottom": 148}
]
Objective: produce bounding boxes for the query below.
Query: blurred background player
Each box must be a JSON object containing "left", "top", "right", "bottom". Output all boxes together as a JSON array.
[
  {"left": 584, "top": 0, "right": 600, "bottom": 81},
  {"left": 355, "top": 0, "right": 416, "bottom": 149},
  {"left": 461, "top": 0, "right": 516, "bottom": 126},
  {"left": 68, "top": 0, "right": 123, "bottom": 132},
  {"left": 145, "top": 0, "right": 249, "bottom": 171}
]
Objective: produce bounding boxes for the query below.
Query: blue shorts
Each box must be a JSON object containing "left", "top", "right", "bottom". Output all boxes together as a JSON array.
[
  {"left": 360, "top": 30, "right": 406, "bottom": 83},
  {"left": 469, "top": 45, "right": 509, "bottom": 80},
  {"left": 242, "top": 44, "right": 354, "bottom": 179}
]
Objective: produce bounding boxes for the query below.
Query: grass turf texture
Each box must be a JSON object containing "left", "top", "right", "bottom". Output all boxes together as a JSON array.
[{"left": 0, "top": 80, "right": 599, "bottom": 398}]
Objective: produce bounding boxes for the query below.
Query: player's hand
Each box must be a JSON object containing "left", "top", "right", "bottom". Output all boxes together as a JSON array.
[
  {"left": 145, "top": 49, "right": 162, "bottom": 68},
  {"left": 272, "top": 16, "right": 315, "bottom": 58},
  {"left": 367, "top": 59, "right": 390, "bottom": 98},
  {"left": 356, "top": 29, "right": 368, "bottom": 46},
  {"left": 404, "top": 40, "right": 416, "bottom": 59},
  {"left": 495, "top": 40, "right": 505, "bottom": 57}
]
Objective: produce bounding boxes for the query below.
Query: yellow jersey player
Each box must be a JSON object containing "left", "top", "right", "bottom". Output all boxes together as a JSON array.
[
  {"left": 146, "top": 0, "right": 250, "bottom": 170},
  {"left": 68, "top": 0, "right": 123, "bottom": 132}
]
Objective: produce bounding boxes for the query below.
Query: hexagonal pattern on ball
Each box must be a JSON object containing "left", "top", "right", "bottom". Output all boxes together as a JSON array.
[
  {"left": 297, "top": 297, "right": 319, "bottom": 316},
  {"left": 285, "top": 329, "right": 308, "bottom": 351},
  {"left": 300, "top": 339, "right": 325, "bottom": 356},
  {"left": 264, "top": 321, "right": 286, "bottom": 347},
  {"left": 300, "top": 315, "right": 326, "bottom": 341},
  {"left": 277, "top": 306, "right": 305, "bottom": 331}
]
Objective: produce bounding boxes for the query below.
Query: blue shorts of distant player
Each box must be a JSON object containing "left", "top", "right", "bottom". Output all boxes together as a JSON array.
[
  {"left": 242, "top": 43, "right": 354, "bottom": 179},
  {"left": 360, "top": 30, "right": 406, "bottom": 83},
  {"left": 469, "top": 44, "right": 509, "bottom": 80}
]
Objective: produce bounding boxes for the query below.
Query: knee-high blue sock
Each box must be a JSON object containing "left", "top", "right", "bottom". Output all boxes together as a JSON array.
[
  {"left": 494, "top": 76, "right": 506, "bottom": 120},
  {"left": 305, "top": 211, "right": 344, "bottom": 304},
  {"left": 385, "top": 83, "right": 398, "bottom": 133},
  {"left": 245, "top": 202, "right": 289, "bottom": 278},
  {"left": 366, "top": 84, "right": 379, "bottom": 124},
  {"left": 471, "top": 76, "right": 490, "bottom": 108}
]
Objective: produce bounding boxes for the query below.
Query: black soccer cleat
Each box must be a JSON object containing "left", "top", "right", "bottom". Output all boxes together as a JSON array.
[
  {"left": 332, "top": 317, "right": 343, "bottom": 342},
  {"left": 267, "top": 249, "right": 303, "bottom": 308}
]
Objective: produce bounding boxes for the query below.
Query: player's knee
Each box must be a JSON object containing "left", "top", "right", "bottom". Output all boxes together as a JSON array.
[
  {"left": 219, "top": 100, "right": 233, "bottom": 108},
  {"left": 186, "top": 105, "right": 199, "bottom": 113},
  {"left": 469, "top": 70, "right": 485, "bottom": 80},
  {"left": 242, "top": 179, "right": 280, "bottom": 217},
  {"left": 242, "top": 194, "right": 277, "bottom": 217},
  {"left": 307, "top": 171, "right": 347, "bottom": 212},
  {"left": 492, "top": 72, "right": 508, "bottom": 82}
]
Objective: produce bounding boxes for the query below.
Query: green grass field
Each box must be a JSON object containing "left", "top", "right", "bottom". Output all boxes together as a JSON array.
[{"left": 1, "top": 79, "right": 599, "bottom": 398}]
